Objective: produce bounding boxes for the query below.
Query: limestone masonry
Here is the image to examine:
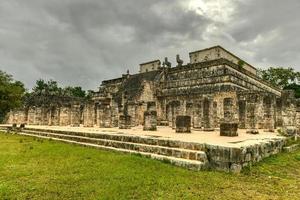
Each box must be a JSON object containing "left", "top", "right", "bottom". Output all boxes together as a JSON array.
[
  {"left": 5, "top": 45, "right": 300, "bottom": 172},
  {"left": 7, "top": 45, "right": 300, "bottom": 134}
]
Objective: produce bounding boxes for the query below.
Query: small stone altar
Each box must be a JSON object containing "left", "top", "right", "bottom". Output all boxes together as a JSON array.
[
  {"left": 220, "top": 122, "right": 238, "bottom": 137},
  {"left": 175, "top": 116, "right": 191, "bottom": 133}
]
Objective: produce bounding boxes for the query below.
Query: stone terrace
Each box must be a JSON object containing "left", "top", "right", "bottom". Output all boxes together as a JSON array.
[{"left": 0, "top": 125, "right": 286, "bottom": 173}]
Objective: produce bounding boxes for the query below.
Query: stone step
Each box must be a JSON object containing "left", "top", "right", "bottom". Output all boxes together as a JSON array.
[
  {"left": 23, "top": 127, "right": 206, "bottom": 151},
  {"left": 17, "top": 132, "right": 206, "bottom": 171},
  {"left": 22, "top": 129, "right": 208, "bottom": 163}
]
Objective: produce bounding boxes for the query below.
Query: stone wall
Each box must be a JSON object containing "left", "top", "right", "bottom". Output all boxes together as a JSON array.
[
  {"left": 189, "top": 46, "right": 257, "bottom": 75},
  {"left": 6, "top": 46, "right": 298, "bottom": 133},
  {"left": 206, "top": 138, "right": 286, "bottom": 172}
]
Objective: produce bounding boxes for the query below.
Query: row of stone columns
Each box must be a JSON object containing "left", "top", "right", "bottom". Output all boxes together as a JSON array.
[
  {"left": 9, "top": 104, "right": 82, "bottom": 126},
  {"left": 164, "top": 92, "right": 283, "bottom": 132}
]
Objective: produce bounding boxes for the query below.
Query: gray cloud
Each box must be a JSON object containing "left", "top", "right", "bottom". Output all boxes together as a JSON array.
[{"left": 0, "top": 0, "right": 299, "bottom": 90}]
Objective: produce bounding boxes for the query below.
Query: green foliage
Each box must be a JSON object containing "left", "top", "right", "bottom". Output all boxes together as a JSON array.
[
  {"left": 259, "top": 67, "right": 300, "bottom": 98},
  {"left": 32, "top": 79, "right": 62, "bottom": 96},
  {"left": 31, "top": 79, "right": 88, "bottom": 98},
  {"left": 237, "top": 60, "right": 245, "bottom": 69},
  {"left": 258, "top": 67, "right": 300, "bottom": 89},
  {"left": 283, "top": 83, "right": 300, "bottom": 98},
  {"left": 0, "top": 70, "right": 26, "bottom": 122},
  {"left": 1, "top": 133, "right": 300, "bottom": 199},
  {"left": 63, "top": 86, "right": 86, "bottom": 98}
]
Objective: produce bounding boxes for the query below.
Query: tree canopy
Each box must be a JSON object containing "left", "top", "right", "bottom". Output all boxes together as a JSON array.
[
  {"left": 0, "top": 70, "right": 26, "bottom": 122},
  {"left": 258, "top": 67, "right": 300, "bottom": 98},
  {"left": 31, "top": 79, "right": 87, "bottom": 98},
  {"left": 258, "top": 67, "right": 300, "bottom": 88}
]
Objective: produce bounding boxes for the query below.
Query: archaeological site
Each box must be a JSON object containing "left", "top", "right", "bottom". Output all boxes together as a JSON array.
[{"left": 3, "top": 45, "right": 300, "bottom": 172}]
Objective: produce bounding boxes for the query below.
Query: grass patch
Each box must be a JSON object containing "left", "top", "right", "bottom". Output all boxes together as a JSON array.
[{"left": 0, "top": 132, "right": 300, "bottom": 199}]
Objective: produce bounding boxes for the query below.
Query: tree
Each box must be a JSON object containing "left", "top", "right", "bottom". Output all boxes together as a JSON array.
[
  {"left": 63, "top": 86, "right": 86, "bottom": 98},
  {"left": 259, "top": 67, "right": 300, "bottom": 98},
  {"left": 32, "top": 79, "right": 62, "bottom": 96},
  {"left": 258, "top": 67, "right": 300, "bottom": 89},
  {"left": 31, "top": 79, "right": 88, "bottom": 98},
  {"left": 0, "top": 70, "right": 26, "bottom": 122}
]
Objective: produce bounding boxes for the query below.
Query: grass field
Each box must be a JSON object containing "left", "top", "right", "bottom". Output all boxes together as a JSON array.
[{"left": 0, "top": 133, "right": 300, "bottom": 200}]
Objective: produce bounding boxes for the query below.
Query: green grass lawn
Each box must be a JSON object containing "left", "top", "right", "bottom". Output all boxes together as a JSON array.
[{"left": 0, "top": 133, "right": 300, "bottom": 200}]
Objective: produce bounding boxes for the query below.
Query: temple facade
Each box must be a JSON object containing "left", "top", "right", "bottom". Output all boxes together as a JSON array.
[{"left": 6, "top": 46, "right": 300, "bottom": 133}]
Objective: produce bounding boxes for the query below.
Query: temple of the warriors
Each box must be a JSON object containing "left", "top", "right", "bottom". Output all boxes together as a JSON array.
[
  {"left": 5, "top": 45, "right": 300, "bottom": 172},
  {"left": 7, "top": 46, "right": 299, "bottom": 133}
]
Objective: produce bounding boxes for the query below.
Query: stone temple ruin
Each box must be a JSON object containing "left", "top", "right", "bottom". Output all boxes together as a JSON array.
[
  {"left": 4, "top": 46, "right": 300, "bottom": 172},
  {"left": 7, "top": 46, "right": 299, "bottom": 133}
]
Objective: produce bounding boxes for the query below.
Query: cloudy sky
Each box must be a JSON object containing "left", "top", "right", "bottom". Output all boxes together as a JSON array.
[{"left": 0, "top": 0, "right": 299, "bottom": 90}]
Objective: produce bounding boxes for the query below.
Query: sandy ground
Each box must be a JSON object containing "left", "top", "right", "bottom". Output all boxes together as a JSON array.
[{"left": 0, "top": 124, "right": 285, "bottom": 148}]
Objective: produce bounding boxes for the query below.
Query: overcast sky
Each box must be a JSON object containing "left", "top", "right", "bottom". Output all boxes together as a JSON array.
[{"left": 0, "top": 0, "right": 299, "bottom": 90}]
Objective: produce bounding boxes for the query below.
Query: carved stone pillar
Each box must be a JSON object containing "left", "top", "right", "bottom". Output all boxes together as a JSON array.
[
  {"left": 143, "top": 111, "right": 157, "bottom": 131},
  {"left": 203, "top": 97, "right": 214, "bottom": 131},
  {"left": 70, "top": 104, "right": 81, "bottom": 127}
]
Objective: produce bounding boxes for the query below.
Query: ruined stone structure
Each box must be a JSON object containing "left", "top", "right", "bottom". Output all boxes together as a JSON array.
[{"left": 6, "top": 46, "right": 300, "bottom": 134}]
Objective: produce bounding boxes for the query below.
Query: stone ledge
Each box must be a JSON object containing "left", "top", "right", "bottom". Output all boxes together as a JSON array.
[{"left": 283, "top": 144, "right": 299, "bottom": 153}]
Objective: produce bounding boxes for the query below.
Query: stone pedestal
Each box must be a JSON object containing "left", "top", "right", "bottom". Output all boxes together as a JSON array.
[
  {"left": 119, "top": 115, "right": 131, "bottom": 129},
  {"left": 143, "top": 111, "right": 157, "bottom": 131},
  {"left": 175, "top": 116, "right": 191, "bottom": 133},
  {"left": 220, "top": 122, "right": 238, "bottom": 137}
]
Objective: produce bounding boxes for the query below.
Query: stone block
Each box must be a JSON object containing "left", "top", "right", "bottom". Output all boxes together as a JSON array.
[
  {"left": 246, "top": 129, "right": 259, "bottom": 134},
  {"left": 283, "top": 144, "right": 299, "bottom": 153},
  {"left": 176, "top": 116, "right": 191, "bottom": 133},
  {"left": 203, "top": 128, "right": 215, "bottom": 132},
  {"left": 143, "top": 111, "right": 157, "bottom": 131},
  {"left": 220, "top": 122, "right": 238, "bottom": 137},
  {"left": 119, "top": 115, "right": 131, "bottom": 129},
  {"left": 147, "top": 102, "right": 156, "bottom": 111},
  {"left": 284, "top": 126, "right": 297, "bottom": 136}
]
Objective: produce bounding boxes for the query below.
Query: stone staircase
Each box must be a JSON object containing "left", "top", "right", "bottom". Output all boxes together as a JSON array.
[{"left": 2, "top": 127, "right": 208, "bottom": 170}]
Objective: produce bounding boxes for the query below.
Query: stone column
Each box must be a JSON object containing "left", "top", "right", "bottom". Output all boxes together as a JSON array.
[
  {"left": 83, "top": 103, "right": 95, "bottom": 127},
  {"left": 119, "top": 115, "right": 131, "bottom": 129},
  {"left": 193, "top": 101, "right": 202, "bottom": 129},
  {"left": 102, "top": 105, "right": 112, "bottom": 128},
  {"left": 263, "top": 95, "right": 275, "bottom": 132},
  {"left": 59, "top": 106, "right": 71, "bottom": 126},
  {"left": 238, "top": 100, "right": 246, "bottom": 129},
  {"left": 203, "top": 98, "right": 214, "bottom": 131},
  {"left": 143, "top": 111, "right": 157, "bottom": 131},
  {"left": 70, "top": 104, "right": 81, "bottom": 127},
  {"left": 35, "top": 107, "right": 42, "bottom": 125},
  {"left": 50, "top": 107, "right": 60, "bottom": 126},
  {"left": 245, "top": 93, "right": 260, "bottom": 134},
  {"left": 281, "top": 90, "right": 297, "bottom": 135},
  {"left": 27, "top": 107, "right": 36, "bottom": 125}
]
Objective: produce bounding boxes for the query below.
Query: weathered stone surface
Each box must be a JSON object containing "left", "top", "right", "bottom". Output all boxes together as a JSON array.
[
  {"left": 246, "top": 129, "right": 259, "bottom": 135},
  {"left": 283, "top": 144, "right": 299, "bottom": 153},
  {"left": 6, "top": 46, "right": 297, "bottom": 138},
  {"left": 143, "top": 111, "right": 157, "bottom": 131},
  {"left": 119, "top": 115, "right": 131, "bottom": 129},
  {"left": 176, "top": 116, "right": 191, "bottom": 133},
  {"left": 220, "top": 122, "right": 238, "bottom": 137},
  {"left": 4, "top": 125, "right": 288, "bottom": 172}
]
